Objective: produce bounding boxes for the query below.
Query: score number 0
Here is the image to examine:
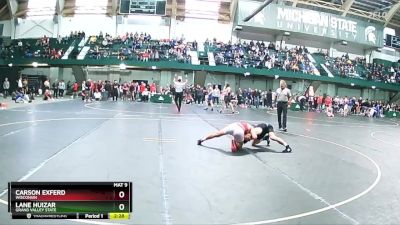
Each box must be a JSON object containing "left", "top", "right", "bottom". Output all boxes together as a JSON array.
[{"left": 119, "top": 191, "right": 125, "bottom": 210}]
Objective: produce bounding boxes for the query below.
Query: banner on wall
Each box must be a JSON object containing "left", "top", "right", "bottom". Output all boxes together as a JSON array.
[{"left": 237, "top": 1, "right": 384, "bottom": 47}]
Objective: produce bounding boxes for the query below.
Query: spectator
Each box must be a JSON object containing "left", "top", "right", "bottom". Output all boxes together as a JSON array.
[
  {"left": 94, "top": 90, "right": 101, "bottom": 101},
  {"left": 52, "top": 80, "right": 59, "bottom": 98},
  {"left": 44, "top": 79, "right": 50, "bottom": 91},
  {"left": 142, "top": 88, "right": 150, "bottom": 102},
  {"left": 58, "top": 80, "right": 65, "bottom": 98},
  {"left": 150, "top": 83, "right": 156, "bottom": 94},
  {"left": 112, "top": 80, "right": 119, "bottom": 101},
  {"left": 81, "top": 81, "right": 86, "bottom": 101},
  {"left": 266, "top": 89, "right": 273, "bottom": 109},
  {"left": 84, "top": 79, "right": 92, "bottom": 102},
  {"left": 72, "top": 82, "right": 79, "bottom": 99},
  {"left": 3, "top": 78, "right": 10, "bottom": 98},
  {"left": 43, "top": 89, "right": 53, "bottom": 100},
  {"left": 15, "top": 88, "right": 29, "bottom": 103},
  {"left": 17, "top": 76, "right": 23, "bottom": 90}
]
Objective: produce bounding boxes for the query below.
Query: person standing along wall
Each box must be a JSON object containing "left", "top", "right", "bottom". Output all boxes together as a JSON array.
[
  {"left": 266, "top": 89, "right": 272, "bottom": 109},
  {"left": 275, "top": 80, "right": 291, "bottom": 132},
  {"left": 53, "top": 80, "right": 59, "bottom": 98},
  {"left": 112, "top": 80, "right": 119, "bottom": 102},
  {"left": 58, "top": 80, "right": 65, "bottom": 98},
  {"left": 3, "top": 78, "right": 10, "bottom": 98},
  {"left": 72, "top": 82, "right": 78, "bottom": 99}
]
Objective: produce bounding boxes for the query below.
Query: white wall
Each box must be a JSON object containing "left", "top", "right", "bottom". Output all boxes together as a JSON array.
[
  {"left": 0, "top": 20, "right": 12, "bottom": 37},
  {"left": 205, "top": 73, "right": 226, "bottom": 86},
  {"left": 331, "top": 46, "right": 365, "bottom": 59},
  {"left": 284, "top": 43, "right": 320, "bottom": 53},
  {"left": 121, "top": 70, "right": 161, "bottom": 83},
  {"left": 371, "top": 50, "right": 400, "bottom": 63},
  {"left": 337, "top": 87, "right": 361, "bottom": 98},
  {"left": 4, "top": 15, "right": 234, "bottom": 42},
  {"left": 238, "top": 76, "right": 267, "bottom": 90},
  {"left": 283, "top": 36, "right": 330, "bottom": 51},
  {"left": 236, "top": 31, "right": 276, "bottom": 43},
  {"left": 59, "top": 15, "right": 117, "bottom": 37},
  {"left": 116, "top": 15, "right": 169, "bottom": 39},
  {"left": 61, "top": 68, "right": 75, "bottom": 82},
  {"left": 362, "top": 88, "right": 389, "bottom": 101},
  {"left": 174, "top": 19, "right": 232, "bottom": 42},
  {"left": 20, "top": 68, "right": 50, "bottom": 76},
  {"left": 15, "top": 18, "right": 56, "bottom": 38}
]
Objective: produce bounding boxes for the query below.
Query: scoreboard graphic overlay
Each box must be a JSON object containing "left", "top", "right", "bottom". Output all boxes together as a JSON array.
[{"left": 8, "top": 182, "right": 132, "bottom": 220}]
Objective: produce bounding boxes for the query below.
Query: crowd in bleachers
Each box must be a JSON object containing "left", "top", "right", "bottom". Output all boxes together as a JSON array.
[
  {"left": 86, "top": 32, "right": 192, "bottom": 63},
  {"left": 320, "top": 51, "right": 400, "bottom": 83},
  {"left": 211, "top": 40, "right": 319, "bottom": 75},
  {"left": 1, "top": 31, "right": 400, "bottom": 85}
]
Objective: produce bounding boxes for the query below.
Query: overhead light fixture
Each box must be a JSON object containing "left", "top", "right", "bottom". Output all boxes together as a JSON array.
[
  {"left": 151, "top": 66, "right": 157, "bottom": 70},
  {"left": 283, "top": 31, "right": 290, "bottom": 36},
  {"left": 350, "top": 83, "right": 355, "bottom": 86},
  {"left": 244, "top": 72, "right": 250, "bottom": 76},
  {"left": 119, "top": 63, "right": 126, "bottom": 70},
  {"left": 371, "top": 86, "right": 376, "bottom": 89},
  {"left": 32, "top": 62, "right": 38, "bottom": 68},
  {"left": 8, "top": 63, "right": 12, "bottom": 67},
  {"left": 274, "top": 75, "right": 279, "bottom": 79}
]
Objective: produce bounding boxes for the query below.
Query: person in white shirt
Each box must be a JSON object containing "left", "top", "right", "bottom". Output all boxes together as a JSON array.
[
  {"left": 58, "top": 80, "right": 65, "bottom": 98},
  {"left": 94, "top": 90, "right": 101, "bottom": 101},
  {"left": 3, "top": 78, "right": 10, "bottom": 98},
  {"left": 212, "top": 86, "right": 220, "bottom": 105},
  {"left": 204, "top": 84, "right": 215, "bottom": 111},
  {"left": 142, "top": 88, "right": 150, "bottom": 102},
  {"left": 17, "top": 77, "right": 23, "bottom": 89},
  {"left": 173, "top": 74, "right": 188, "bottom": 112}
]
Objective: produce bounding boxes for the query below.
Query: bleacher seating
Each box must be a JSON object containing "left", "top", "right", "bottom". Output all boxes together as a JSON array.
[{"left": 1, "top": 35, "right": 399, "bottom": 90}]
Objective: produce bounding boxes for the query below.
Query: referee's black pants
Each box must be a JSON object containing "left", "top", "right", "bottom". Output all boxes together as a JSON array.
[
  {"left": 277, "top": 101, "right": 288, "bottom": 129},
  {"left": 174, "top": 92, "right": 183, "bottom": 111}
]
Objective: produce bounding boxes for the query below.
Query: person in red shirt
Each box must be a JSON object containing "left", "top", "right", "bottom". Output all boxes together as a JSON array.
[
  {"left": 150, "top": 83, "right": 156, "bottom": 94},
  {"left": 324, "top": 95, "right": 332, "bottom": 109},
  {"left": 72, "top": 82, "right": 79, "bottom": 99},
  {"left": 139, "top": 82, "right": 145, "bottom": 93}
]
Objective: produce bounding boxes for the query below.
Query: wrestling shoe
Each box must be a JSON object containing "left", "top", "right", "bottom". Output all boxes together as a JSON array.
[
  {"left": 282, "top": 145, "right": 292, "bottom": 153},
  {"left": 197, "top": 139, "right": 203, "bottom": 145}
]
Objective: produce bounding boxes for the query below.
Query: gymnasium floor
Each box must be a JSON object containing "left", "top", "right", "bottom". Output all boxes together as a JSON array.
[{"left": 0, "top": 100, "right": 399, "bottom": 225}]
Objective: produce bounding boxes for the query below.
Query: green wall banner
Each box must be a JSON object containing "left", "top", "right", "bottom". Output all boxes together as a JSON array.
[{"left": 237, "top": 1, "right": 384, "bottom": 47}]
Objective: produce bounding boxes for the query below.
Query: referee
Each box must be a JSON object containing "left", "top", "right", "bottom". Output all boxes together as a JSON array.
[
  {"left": 173, "top": 74, "right": 188, "bottom": 113},
  {"left": 275, "top": 80, "right": 291, "bottom": 132}
]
